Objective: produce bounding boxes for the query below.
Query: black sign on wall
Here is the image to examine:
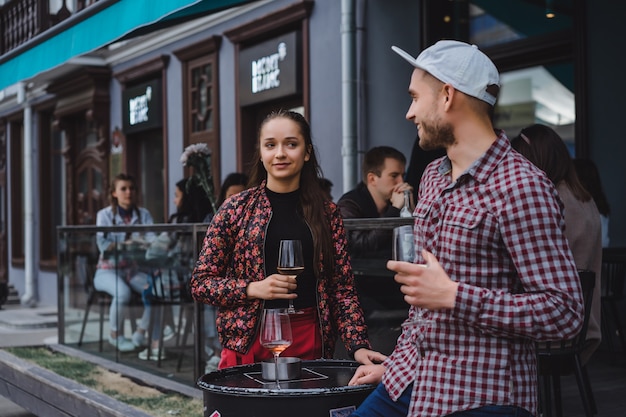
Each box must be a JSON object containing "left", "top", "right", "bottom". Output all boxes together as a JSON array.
[
  {"left": 122, "top": 79, "right": 163, "bottom": 134},
  {"left": 239, "top": 31, "right": 301, "bottom": 106}
]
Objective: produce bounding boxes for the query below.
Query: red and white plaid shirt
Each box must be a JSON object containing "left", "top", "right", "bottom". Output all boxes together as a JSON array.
[{"left": 383, "top": 133, "right": 584, "bottom": 417}]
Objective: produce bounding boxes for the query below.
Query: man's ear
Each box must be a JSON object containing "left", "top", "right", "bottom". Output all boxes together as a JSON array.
[
  {"left": 366, "top": 171, "right": 376, "bottom": 184},
  {"left": 442, "top": 84, "right": 456, "bottom": 109}
]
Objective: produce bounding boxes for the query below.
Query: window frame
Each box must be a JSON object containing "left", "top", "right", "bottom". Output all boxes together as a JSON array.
[{"left": 174, "top": 36, "right": 222, "bottom": 191}]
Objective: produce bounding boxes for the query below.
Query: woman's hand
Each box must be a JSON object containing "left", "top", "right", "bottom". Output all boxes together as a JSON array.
[
  {"left": 348, "top": 364, "right": 385, "bottom": 386},
  {"left": 353, "top": 348, "right": 387, "bottom": 365},
  {"left": 246, "top": 274, "right": 297, "bottom": 300}
]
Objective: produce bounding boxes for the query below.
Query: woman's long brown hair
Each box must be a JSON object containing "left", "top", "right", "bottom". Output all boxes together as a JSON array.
[
  {"left": 248, "top": 110, "right": 334, "bottom": 277},
  {"left": 511, "top": 124, "right": 591, "bottom": 202}
]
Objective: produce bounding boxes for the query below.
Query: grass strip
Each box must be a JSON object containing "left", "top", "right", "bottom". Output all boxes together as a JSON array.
[{"left": 4, "top": 346, "right": 202, "bottom": 417}]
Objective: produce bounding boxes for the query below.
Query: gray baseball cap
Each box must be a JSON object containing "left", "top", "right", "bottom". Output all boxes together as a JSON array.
[{"left": 392, "top": 40, "right": 500, "bottom": 106}]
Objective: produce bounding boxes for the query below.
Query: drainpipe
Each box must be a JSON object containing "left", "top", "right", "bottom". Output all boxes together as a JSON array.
[
  {"left": 341, "top": 0, "right": 358, "bottom": 194},
  {"left": 18, "top": 82, "right": 37, "bottom": 307}
]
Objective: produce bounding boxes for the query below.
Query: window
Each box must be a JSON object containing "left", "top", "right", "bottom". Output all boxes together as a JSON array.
[
  {"left": 495, "top": 64, "right": 575, "bottom": 152},
  {"left": 424, "top": 0, "right": 581, "bottom": 154},
  {"left": 191, "top": 61, "right": 215, "bottom": 134},
  {"left": 467, "top": 1, "right": 576, "bottom": 152}
]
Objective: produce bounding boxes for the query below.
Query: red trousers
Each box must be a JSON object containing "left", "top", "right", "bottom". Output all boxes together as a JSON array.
[{"left": 218, "top": 307, "right": 322, "bottom": 369}]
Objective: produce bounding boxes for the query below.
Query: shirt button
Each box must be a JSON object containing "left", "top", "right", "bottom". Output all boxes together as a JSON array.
[{"left": 431, "top": 217, "right": 438, "bottom": 224}]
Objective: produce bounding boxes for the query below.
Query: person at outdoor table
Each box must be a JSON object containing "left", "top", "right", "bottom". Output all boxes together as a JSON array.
[
  {"left": 337, "top": 146, "right": 413, "bottom": 258},
  {"left": 205, "top": 172, "right": 248, "bottom": 372},
  {"left": 348, "top": 40, "right": 584, "bottom": 417},
  {"left": 94, "top": 173, "right": 156, "bottom": 352},
  {"left": 190, "top": 109, "right": 386, "bottom": 369},
  {"left": 141, "top": 177, "right": 211, "bottom": 361},
  {"left": 511, "top": 124, "right": 602, "bottom": 364},
  {"left": 216, "top": 172, "right": 249, "bottom": 207}
]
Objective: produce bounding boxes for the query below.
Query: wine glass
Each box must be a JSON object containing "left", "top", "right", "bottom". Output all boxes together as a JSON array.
[
  {"left": 259, "top": 308, "right": 293, "bottom": 389},
  {"left": 277, "top": 240, "right": 305, "bottom": 314},
  {"left": 392, "top": 225, "right": 433, "bottom": 327},
  {"left": 393, "top": 225, "right": 416, "bottom": 262}
]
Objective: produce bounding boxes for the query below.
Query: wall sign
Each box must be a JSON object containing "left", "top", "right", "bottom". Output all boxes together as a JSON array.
[
  {"left": 122, "top": 79, "right": 163, "bottom": 133},
  {"left": 239, "top": 31, "right": 300, "bottom": 106}
]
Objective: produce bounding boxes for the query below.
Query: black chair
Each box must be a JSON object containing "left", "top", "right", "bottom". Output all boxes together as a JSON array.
[
  {"left": 537, "top": 270, "right": 597, "bottom": 417},
  {"left": 600, "top": 247, "right": 626, "bottom": 357},
  {"left": 77, "top": 261, "right": 141, "bottom": 352},
  {"left": 144, "top": 264, "right": 195, "bottom": 369},
  {"left": 174, "top": 281, "right": 196, "bottom": 372}
]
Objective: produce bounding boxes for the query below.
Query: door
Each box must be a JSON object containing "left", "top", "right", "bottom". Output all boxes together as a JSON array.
[{"left": 126, "top": 129, "right": 165, "bottom": 223}]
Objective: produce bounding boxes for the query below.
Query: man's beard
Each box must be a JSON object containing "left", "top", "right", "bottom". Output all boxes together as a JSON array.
[{"left": 419, "top": 120, "right": 455, "bottom": 151}]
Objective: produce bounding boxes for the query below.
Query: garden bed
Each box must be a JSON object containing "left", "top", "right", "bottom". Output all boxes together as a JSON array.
[{"left": 0, "top": 345, "right": 203, "bottom": 417}]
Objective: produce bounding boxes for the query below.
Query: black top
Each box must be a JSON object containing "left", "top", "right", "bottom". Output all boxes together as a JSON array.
[{"left": 264, "top": 188, "right": 316, "bottom": 310}]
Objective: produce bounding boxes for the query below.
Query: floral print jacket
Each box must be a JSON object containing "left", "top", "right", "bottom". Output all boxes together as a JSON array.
[{"left": 190, "top": 184, "right": 371, "bottom": 357}]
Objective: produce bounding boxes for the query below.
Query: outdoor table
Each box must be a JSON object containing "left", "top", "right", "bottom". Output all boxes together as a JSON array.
[{"left": 197, "top": 359, "right": 375, "bottom": 417}]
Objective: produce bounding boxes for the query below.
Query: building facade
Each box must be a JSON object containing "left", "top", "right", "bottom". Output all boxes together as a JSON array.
[{"left": 0, "top": 0, "right": 624, "bottom": 307}]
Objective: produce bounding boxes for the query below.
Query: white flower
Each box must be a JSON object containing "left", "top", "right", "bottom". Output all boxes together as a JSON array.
[
  {"left": 180, "top": 143, "right": 211, "bottom": 165},
  {"left": 179, "top": 142, "right": 218, "bottom": 214}
]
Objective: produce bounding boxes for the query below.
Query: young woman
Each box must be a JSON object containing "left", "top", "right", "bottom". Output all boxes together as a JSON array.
[
  {"left": 216, "top": 172, "right": 249, "bottom": 208},
  {"left": 94, "top": 173, "right": 155, "bottom": 353},
  {"left": 168, "top": 177, "right": 221, "bottom": 370},
  {"left": 511, "top": 124, "right": 602, "bottom": 364},
  {"left": 204, "top": 172, "right": 249, "bottom": 372},
  {"left": 171, "top": 177, "right": 214, "bottom": 224},
  {"left": 140, "top": 178, "right": 212, "bottom": 361},
  {"left": 190, "top": 110, "right": 385, "bottom": 368}
]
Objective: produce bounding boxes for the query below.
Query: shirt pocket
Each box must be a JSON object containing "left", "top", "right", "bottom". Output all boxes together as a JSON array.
[
  {"left": 443, "top": 205, "right": 485, "bottom": 229},
  {"left": 441, "top": 205, "right": 498, "bottom": 263},
  {"left": 414, "top": 200, "right": 433, "bottom": 224}
]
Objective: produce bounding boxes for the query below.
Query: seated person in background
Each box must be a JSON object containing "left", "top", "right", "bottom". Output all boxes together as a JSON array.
[
  {"left": 171, "top": 177, "right": 214, "bottom": 224},
  {"left": 203, "top": 172, "right": 249, "bottom": 372},
  {"left": 574, "top": 158, "right": 611, "bottom": 247},
  {"left": 511, "top": 124, "right": 602, "bottom": 364},
  {"left": 95, "top": 173, "right": 156, "bottom": 353},
  {"left": 337, "top": 146, "right": 413, "bottom": 258},
  {"left": 142, "top": 177, "right": 212, "bottom": 361},
  {"left": 216, "top": 172, "right": 249, "bottom": 207}
]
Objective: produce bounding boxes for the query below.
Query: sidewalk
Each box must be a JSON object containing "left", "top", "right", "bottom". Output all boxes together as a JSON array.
[
  {"left": 0, "top": 304, "right": 58, "bottom": 347},
  {"left": 0, "top": 303, "right": 59, "bottom": 417}
]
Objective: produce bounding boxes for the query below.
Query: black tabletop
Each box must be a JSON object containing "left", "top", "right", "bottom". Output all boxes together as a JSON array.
[{"left": 198, "top": 359, "right": 374, "bottom": 397}]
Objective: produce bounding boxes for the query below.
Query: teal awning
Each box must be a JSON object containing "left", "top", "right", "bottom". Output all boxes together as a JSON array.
[{"left": 0, "top": 0, "right": 256, "bottom": 91}]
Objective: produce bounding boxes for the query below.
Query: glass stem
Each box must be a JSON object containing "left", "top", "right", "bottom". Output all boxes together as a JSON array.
[{"left": 274, "top": 353, "right": 281, "bottom": 389}]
